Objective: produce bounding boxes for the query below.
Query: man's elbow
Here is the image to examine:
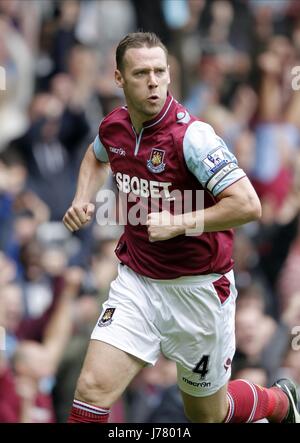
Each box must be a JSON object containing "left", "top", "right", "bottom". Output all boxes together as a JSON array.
[{"left": 244, "top": 195, "right": 262, "bottom": 222}]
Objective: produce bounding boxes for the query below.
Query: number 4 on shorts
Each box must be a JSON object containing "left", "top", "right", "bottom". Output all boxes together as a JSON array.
[{"left": 193, "top": 355, "right": 210, "bottom": 379}]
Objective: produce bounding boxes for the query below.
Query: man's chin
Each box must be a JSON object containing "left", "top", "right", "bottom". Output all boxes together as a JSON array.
[{"left": 143, "top": 101, "right": 164, "bottom": 116}]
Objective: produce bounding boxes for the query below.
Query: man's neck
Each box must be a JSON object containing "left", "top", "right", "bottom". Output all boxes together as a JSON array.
[
  {"left": 131, "top": 109, "right": 168, "bottom": 134},
  {"left": 127, "top": 100, "right": 166, "bottom": 134},
  {"left": 128, "top": 108, "right": 150, "bottom": 134},
  {"left": 130, "top": 116, "right": 144, "bottom": 134}
]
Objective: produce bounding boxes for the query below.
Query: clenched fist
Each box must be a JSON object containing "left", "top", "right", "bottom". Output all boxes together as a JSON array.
[
  {"left": 63, "top": 202, "right": 95, "bottom": 232},
  {"left": 146, "top": 210, "right": 184, "bottom": 242}
]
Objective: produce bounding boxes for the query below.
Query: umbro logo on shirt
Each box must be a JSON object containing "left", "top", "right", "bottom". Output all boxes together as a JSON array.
[{"left": 109, "top": 146, "right": 126, "bottom": 156}]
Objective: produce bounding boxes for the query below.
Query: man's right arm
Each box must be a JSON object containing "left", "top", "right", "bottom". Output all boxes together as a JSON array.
[{"left": 63, "top": 142, "right": 110, "bottom": 232}]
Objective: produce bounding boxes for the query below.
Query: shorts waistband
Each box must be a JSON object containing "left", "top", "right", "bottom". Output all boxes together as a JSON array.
[{"left": 120, "top": 264, "right": 233, "bottom": 286}]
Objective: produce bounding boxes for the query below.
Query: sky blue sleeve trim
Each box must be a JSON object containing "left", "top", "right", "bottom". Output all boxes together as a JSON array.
[
  {"left": 212, "top": 169, "right": 246, "bottom": 196},
  {"left": 93, "top": 135, "right": 109, "bottom": 162}
]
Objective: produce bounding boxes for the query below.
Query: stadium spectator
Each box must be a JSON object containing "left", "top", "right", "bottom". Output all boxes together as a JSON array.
[
  {"left": 0, "top": 264, "right": 83, "bottom": 422},
  {"left": 126, "top": 353, "right": 187, "bottom": 423}
]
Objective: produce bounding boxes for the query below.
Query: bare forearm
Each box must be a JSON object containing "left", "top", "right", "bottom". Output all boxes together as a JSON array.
[
  {"left": 179, "top": 195, "right": 261, "bottom": 234},
  {"left": 42, "top": 296, "right": 73, "bottom": 372},
  {"left": 73, "top": 144, "right": 109, "bottom": 204},
  {"left": 259, "top": 74, "right": 282, "bottom": 121},
  {"left": 19, "top": 398, "right": 35, "bottom": 423},
  {"left": 147, "top": 170, "right": 261, "bottom": 243},
  {"left": 147, "top": 194, "right": 261, "bottom": 242},
  {"left": 63, "top": 144, "right": 110, "bottom": 231},
  {"left": 42, "top": 268, "right": 84, "bottom": 371}
]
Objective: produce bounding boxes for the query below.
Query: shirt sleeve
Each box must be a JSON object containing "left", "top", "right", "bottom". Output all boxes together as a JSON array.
[
  {"left": 93, "top": 135, "right": 109, "bottom": 163},
  {"left": 183, "top": 121, "right": 246, "bottom": 196}
]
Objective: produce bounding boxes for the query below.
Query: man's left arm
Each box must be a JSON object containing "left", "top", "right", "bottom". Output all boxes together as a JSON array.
[
  {"left": 187, "top": 175, "right": 261, "bottom": 232},
  {"left": 147, "top": 121, "right": 261, "bottom": 241},
  {"left": 147, "top": 176, "right": 261, "bottom": 241}
]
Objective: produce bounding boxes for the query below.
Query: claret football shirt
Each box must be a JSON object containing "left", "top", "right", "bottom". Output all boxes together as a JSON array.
[{"left": 93, "top": 95, "right": 245, "bottom": 279}]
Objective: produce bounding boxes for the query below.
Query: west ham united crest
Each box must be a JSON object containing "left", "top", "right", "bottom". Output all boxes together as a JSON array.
[
  {"left": 147, "top": 148, "right": 166, "bottom": 173},
  {"left": 98, "top": 307, "right": 116, "bottom": 327}
]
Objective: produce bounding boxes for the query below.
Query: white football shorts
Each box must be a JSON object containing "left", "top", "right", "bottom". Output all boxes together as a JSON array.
[{"left": 91, "top": 263, "right": 237, "bottom": 397}]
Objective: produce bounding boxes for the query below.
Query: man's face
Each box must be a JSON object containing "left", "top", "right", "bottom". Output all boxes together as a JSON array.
[{"left": 115, "top": 46, "right": 170, "bottom": 122}]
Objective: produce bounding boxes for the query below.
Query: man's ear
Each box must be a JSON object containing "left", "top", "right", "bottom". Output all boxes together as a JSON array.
[
  {"left": 167, "top": 65, "right": 171, "bottom": 85},
  {"left": 115, "top": 69, "right": 124, "bottom": 88}
]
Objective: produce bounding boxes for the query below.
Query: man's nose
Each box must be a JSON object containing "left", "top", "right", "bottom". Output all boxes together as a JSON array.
[{"left": 148, "top": 72, "right": 158, "bottom": 87}]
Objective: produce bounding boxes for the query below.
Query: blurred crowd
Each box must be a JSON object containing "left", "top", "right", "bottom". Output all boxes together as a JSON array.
[{"left": 0, "top": 0, "right": 300, "bottom": 423}]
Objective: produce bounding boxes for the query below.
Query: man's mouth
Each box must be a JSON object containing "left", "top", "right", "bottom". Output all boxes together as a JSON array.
[{"left": 147, "top": 95, "right": 159, "bottom": 102}]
